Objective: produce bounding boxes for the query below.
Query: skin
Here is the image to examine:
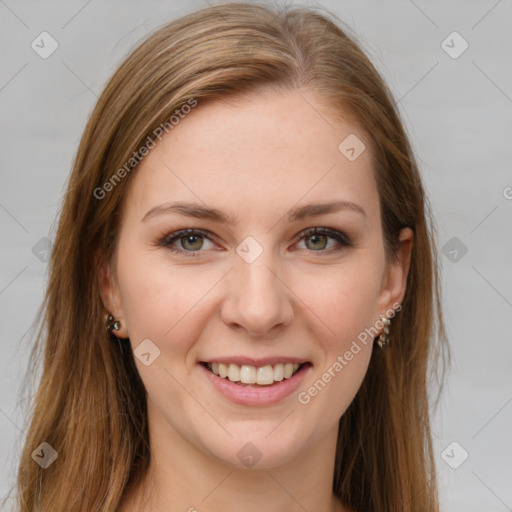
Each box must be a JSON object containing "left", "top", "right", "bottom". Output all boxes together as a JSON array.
[{"left": 99, "top": 87, "right": 413, "bottom": 512}]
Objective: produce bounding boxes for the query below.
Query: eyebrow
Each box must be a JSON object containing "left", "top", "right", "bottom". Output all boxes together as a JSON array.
[{"left": 141, "top": 200, "right": 367, "bottom": 224}]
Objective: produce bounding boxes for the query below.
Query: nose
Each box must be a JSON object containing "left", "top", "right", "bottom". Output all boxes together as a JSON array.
[{"left": 220, "top": 249, "right": 294, "bottom": 338}]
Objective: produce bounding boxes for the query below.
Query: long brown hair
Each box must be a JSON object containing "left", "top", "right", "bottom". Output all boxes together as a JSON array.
[{"left": 9, "top": 2, "right": 448, "bottom": 511}]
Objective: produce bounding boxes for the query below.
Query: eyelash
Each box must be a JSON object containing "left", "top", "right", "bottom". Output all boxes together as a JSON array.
[{"left": 158, "top": 227, "right": 353, "bottom": 258}]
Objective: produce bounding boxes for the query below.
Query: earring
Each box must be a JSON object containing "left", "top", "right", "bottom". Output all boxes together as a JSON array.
[
  {"left": 104, "top": 312, "right": 121, "bottom": 334},
  {"left": 376, "top": 316, "right": 391, "bottom": 349}
]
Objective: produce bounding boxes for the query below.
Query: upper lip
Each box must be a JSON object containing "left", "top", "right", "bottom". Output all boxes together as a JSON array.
[{"left": 200, "top": 356, "right": 311, "bottom": 367}]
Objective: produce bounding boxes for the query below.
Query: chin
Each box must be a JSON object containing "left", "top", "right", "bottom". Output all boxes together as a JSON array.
[{"left": 200, "top": 427, "right": 309, "bottom": 471}]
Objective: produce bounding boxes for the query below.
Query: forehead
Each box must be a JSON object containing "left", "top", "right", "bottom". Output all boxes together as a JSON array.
[{"left": 121, "top": 88, "right": 379, "bottom": 227}]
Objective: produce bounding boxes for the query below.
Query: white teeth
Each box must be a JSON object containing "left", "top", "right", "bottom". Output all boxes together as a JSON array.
[
  {"left": 227, "top": 364, "right": 241, "bottom": 382},
  {"left": 218, "top": 363, "right": 228, "bottom": 378},
  {"left": 256, "top": 365, "right": 274, "bottom": 385},
  {"left": 240, "top": 365, "right": 256, "bottom": 384},
  {"left": 274, "top": 363, "right": 284, "bottom": 381},
  {"left": 207, "top": 361, "right": 304, "bottom": 385}
]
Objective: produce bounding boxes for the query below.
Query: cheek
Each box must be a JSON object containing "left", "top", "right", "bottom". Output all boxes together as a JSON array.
[
  {"left": 293, "top": 257, "right": 384, "bottom": 343},
  {"left": 117, "top": 244, "right": 384, "bottom": 348},
  {"left": 290, "top": 258, "right": 381, "bottom": 412},
  {"left": 116, "top": 247, "right": 219, "bottom": 345},
  {"left": 295, "top": 269, "right": 377, "bottom": 421}
]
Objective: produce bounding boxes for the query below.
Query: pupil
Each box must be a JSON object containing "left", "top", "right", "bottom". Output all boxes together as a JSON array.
[
  {"left": 184, "top": 235, "right": 202, "bottom": 250},
  {"left": 308, "top": 234, "right": 325, "bottom": 250}
]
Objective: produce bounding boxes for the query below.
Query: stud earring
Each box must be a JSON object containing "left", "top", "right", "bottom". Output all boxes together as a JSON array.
[
  {"left": 104, "top": 312, "right": 121, "bottom": 334},
  {"left": 376, "top": 316, "right": 391, "bottom": 349}
]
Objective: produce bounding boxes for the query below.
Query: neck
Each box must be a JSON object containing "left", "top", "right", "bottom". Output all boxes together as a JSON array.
[{"left": 119, "top": 407, "right": 348, "bottom": 512}]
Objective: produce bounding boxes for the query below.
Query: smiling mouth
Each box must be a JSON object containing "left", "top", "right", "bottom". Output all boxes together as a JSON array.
[{"left": 201, "top": 361, "right": 310, "bottom": 386}]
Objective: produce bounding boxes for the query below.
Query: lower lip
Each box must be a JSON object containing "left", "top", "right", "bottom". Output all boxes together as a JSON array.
[{"left": 199, "top": 363, "right": 312, "bottom": 406}]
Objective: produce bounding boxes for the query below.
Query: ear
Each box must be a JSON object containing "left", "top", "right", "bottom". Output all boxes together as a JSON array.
[
  {"left": 96, "top": 250, "right": 129, "bottom": 338},
  {"left": 376, "top": 227, "right": 414, "bottom": 316}
]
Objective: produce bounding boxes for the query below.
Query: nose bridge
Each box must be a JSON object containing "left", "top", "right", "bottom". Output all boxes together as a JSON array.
[{"left": 222, "top": 239, "right": 293, "bottom": 336}]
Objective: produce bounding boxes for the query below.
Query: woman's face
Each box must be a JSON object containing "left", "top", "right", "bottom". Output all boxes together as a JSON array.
[{"left": 100, "top": 88, "right": 412, "bottom": 470}]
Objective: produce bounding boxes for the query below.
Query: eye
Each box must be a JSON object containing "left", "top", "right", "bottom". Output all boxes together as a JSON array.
[
  {"left": 158, "top": 227, "right": 352, "bottom": 258},
  {"left": 294, "top": 227, "right": 352, "bottom": 253},
  {"left": 160, "top": 228, "right": 216, "bottom": 257}
]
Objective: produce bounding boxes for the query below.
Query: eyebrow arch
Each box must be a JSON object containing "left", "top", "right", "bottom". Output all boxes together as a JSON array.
[{"left": 141, "top": 200, "right": 367, "bottom": 224}]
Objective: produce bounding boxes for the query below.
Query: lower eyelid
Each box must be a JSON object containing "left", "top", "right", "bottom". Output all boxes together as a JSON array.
[
  {"left": 162, "top": 230, "right": 216, "bottom": 253},
  {"left": 161, "top": 228, "right": 351, "bottom": 255},
  {"left": 296, "top": 228, "right": 352, "bottom": 250}
]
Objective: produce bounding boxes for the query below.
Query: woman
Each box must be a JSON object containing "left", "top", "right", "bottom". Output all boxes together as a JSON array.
[{"left": 13, "top": 2, "right": 448, "bottom": 511}]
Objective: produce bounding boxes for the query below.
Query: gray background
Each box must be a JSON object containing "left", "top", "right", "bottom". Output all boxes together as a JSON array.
[{"left": 1, "top": 1, "right": 511, "bottom": 510}]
